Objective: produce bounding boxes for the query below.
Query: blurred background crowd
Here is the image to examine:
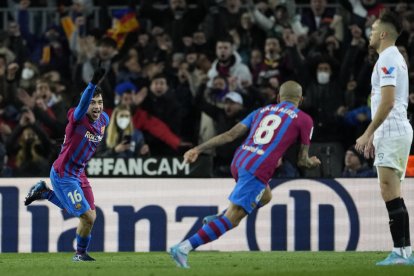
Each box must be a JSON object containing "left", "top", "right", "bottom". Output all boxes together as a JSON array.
[{"left": 0, "top": 0, "right": 413, "bottom": 178}]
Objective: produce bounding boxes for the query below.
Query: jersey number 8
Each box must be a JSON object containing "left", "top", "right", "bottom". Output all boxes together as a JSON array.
[{"left": 253, "top": 114, "right": 282, "bottom": 145}]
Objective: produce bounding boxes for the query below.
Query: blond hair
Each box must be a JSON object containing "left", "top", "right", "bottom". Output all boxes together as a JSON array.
[{"left": 106, "top": 105, "right": 134, "bottom": 149}]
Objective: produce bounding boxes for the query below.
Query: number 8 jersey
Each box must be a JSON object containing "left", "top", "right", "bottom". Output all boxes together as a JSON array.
[{"left": 231, "top": 101, "right": 313, "bottom": 184}]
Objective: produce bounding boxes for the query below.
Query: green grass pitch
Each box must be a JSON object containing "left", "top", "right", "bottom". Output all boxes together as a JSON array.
[{"left": 0, "top": 252, "right": 413, "bottom": 276}]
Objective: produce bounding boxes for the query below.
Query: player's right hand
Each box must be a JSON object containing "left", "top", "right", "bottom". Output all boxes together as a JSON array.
[
  {"left": 91, "top": 61, "right": 106, "bottom": 85},
  {"left": 309, "top": 156, "right": 321, "bottom": 168},
  {"left": 183, "top": 148, "right": 200, "bottom": 164}
]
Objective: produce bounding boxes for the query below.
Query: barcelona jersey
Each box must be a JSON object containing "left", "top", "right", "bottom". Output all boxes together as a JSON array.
[{"left": 231, "top": 101, "right": 313, "bottom": 184}]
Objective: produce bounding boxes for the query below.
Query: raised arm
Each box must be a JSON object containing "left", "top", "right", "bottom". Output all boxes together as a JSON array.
[
  {"left": 73, "top": 66, "right": 105, "bottom": 121},
  {"left": 184, "top": 123, "right": 248, "bottom": 163}
]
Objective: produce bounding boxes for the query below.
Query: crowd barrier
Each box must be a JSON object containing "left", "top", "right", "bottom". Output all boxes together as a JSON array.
[{"left": 0, "top": 178, "right": 413, "bottom": 252}]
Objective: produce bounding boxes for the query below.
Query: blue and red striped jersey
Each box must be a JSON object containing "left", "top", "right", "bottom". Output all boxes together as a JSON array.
[
  {"left": 53, "top": 83, "right": 109, "bottom": 178},
  {"left": 231, "top": 101, "right": 313, "bottom": 184}
]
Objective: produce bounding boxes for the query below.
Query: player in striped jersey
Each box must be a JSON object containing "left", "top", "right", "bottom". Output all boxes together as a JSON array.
[
  {"left": 24, "top": 66, "right": 108, "bottom": 261},
  {"left": 355, "top": 10, "right": 414, "bottom": 266},
  {"left": 170, "top": 80, "right": 321, "bottom": 268}
]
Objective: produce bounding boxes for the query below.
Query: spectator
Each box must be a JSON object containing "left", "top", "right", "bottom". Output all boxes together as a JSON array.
[
  {"left": 257, "top": 36, "right": 292, "bottom": 85},
  {"left": 207, "top": 36, "right": 252, "bottom": 90},
  {"left": 342, "top": 145, "right": 376, "bottom": 177},
  {"left": 82, "top": 37, "right": 118, "bottom": 108},
  {"left": 6, "top": 107, "right": 51, "bottom": 176},
  {"left": 17, "top": 78, "right": 66, "bottom": 139},
  {"left": 300, "top": 57, "right": 346, "bottom": 143},
  {"left": 140, "top": 0, "right": 205, "bottom": 52},
  {"left": 232, "top": 12, "right": 266, "bottom": 63},
  {"left": 204, "top": 0, "right": 246, "bottom": 43},
  {"left": 196, "top": 91, "right": 247, "bottom": 176},
  {"left": 98, "top": 105, "right": 149, "bottom": 158},
  {"left": 301, "top": 0, "right": 336, "bottom": 35}
]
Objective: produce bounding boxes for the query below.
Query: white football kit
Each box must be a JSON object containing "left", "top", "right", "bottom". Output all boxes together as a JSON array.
[{"left": 370, "top": 46, "right": 413, "bottom": 179}]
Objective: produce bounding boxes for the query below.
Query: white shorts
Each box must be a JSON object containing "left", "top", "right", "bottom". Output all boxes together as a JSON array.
[{"left": 373, "top": 133, "right": 413, "bottom": 181}]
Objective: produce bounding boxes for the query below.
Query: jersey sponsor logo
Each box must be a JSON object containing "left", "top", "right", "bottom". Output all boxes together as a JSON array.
[
  {"left": 381, "top": 66, "right": 395, "bottom": 75},
  {"left": 242, "top": 144, "right": 265, "bottom": 155},
  {"left": 85, "top": 131, "right": 103, "bottom": 143}
]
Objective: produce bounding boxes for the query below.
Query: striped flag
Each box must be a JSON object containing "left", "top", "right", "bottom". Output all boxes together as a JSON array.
[{"left": 107, "top": 9, "right": 139, "bottom": 49}]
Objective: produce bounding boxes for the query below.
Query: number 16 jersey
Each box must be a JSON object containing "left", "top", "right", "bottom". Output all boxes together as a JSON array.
[{"left": 231, "top": 101, "right": 314, "bottom": 184}]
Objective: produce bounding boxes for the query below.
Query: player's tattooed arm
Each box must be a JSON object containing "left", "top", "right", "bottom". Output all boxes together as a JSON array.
[
  {"left": 297, "top": 144, "right": 321, "bottom": 168},
  {"left": 196, "top": 123, "right": 248, "bottom": 153}
]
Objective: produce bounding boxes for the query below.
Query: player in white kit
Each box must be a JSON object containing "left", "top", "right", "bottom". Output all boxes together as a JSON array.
[{"left": 355, "top": 10, "right": 413, "bottom": 265}]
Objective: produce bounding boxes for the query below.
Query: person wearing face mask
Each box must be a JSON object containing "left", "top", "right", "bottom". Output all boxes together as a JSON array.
[
  {"left": 301, "top": 59, "right": 346, "bottom": 144},
  {"left": 97, "top": 105, "right": 149, "bottom": 158},
  {"left": 19, "top": 61, "right": 39, "bottom": 90}
]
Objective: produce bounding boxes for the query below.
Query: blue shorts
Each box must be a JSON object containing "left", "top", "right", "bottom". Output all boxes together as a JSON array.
[
  {"left": 50, "top": 168, "right": 91, "bottom": 217},
  {"left": 228, "top": 168, "right": 266, "bottom": 214}
]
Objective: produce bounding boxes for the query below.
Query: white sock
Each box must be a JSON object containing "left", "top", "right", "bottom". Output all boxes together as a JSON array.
[
  {"left": 405, "top": 246, "right": 412, "bottom": 257},
  {"left": 178, "top": 240, "right": 193, "bottom": 254},
  {"left": 393, "top": 247, "right": 407, "bottom": 258}
]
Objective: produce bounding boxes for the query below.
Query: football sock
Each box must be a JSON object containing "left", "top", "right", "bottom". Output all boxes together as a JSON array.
[
  {"left": 188, "top": 216, "right": 233, "bottom": 250},
  {"left": 392, "top": 247, "right": 407, "bottom": 258},
  {"left": 401, "top": 198, "right": 411, "bottom": 251},
  {"left": 46, "top": 191, "right": 65, "bottom": 209},
  {"left": 178, "top": 240, "right": 193, "bottom": 254},
  {"left": 405, "top": 246, "right": 412, "bottom": 257},
  {"left": 76, "top": 234, "right": 91, "bottom": 254},
  {"left": 386, "top": 198, "right": 405, "bottom": 250}
]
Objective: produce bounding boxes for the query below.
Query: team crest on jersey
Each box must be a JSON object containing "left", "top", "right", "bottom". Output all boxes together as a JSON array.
[
  {"left": 75, "top": 203, "right": 82, "bottom": 210},
  {"left": 381, "top": 67, "right": 395, "bottom": 75}
]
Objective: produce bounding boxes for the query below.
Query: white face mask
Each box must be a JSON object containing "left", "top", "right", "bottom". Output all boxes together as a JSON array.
[
  {"left": 116, "top": 117, "right": 130, "bottom": 130},
  {"left": 317, "top": 71, "right": 330, "bottom": 84},
  {"left": 22, "top": 68, "right": 34, "bottom": 80},
  {"left": 365, "top": 27, "right": 371, "bottom": 39}
]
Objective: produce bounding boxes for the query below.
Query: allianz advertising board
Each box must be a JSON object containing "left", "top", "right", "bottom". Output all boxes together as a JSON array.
[{"left": 0, "top": 178, "right": 413, "bottom": 252}]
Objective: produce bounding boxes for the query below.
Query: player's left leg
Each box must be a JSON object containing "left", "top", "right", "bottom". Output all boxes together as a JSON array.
[
  {"left": 170, "top": 168, "right": 265, "bottom": 268},
  {"left": 73, "top": 209, "right": 96, "bottom": 261},
  {"left": 203, "top": 186, "right": 272, "bottom": 224},
  {"left": 73, "top": 185, "right": 97, "bottom": 262},
  {"left": 376, "top": 167, "right": 408, "bottom": 265},
  {"left": 402, "top": 197, "right": 413, "bottom": 264},
  {"left": 170, "top": 202, "right": 243, "bottom": 268}
]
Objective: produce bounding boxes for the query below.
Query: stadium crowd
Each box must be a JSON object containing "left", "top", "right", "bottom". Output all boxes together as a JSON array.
[{"left": 0, "top": 0, "right": 413, "bottom": 178}]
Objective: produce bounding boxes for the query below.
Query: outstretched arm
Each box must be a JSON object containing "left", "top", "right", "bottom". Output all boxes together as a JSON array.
[
  {"left": 184, "top": 123, "right": 248, "bottom": 163},
  {"left": 74, "top": 83, "right": 96, "bottom": 121},
  {"left": 297, "top": 144, "right": 321, "bottom": 168},
  {"left": 73, "top": 66, "right": 105, "bottom": 121}
]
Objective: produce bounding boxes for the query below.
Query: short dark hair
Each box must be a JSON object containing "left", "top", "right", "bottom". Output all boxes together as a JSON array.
[
  {"left": 151, "top": 73, "right": 168, "bottom": 83},
  {"left": 379, "top": 9, "right": 402, "bottom": 35},
  {"left": 94, "top": 86, "right": 103, "bottom": 98},
  {"left": 216, "top": 35, "right": 233, "bottom": 45}
]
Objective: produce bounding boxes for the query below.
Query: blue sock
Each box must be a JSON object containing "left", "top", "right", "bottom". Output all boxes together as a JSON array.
[
  {"left": 76, "top": 234, "right": 91, "bottom": 254},
  {"left": 46, "top": 191, "right": 64, "bottom": 209},
  {"left": 257, "top": 201, "right": 265, "bottom": 208},
  {"left": 189, "top": 216, "right": 233, "bottom": 249}
]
